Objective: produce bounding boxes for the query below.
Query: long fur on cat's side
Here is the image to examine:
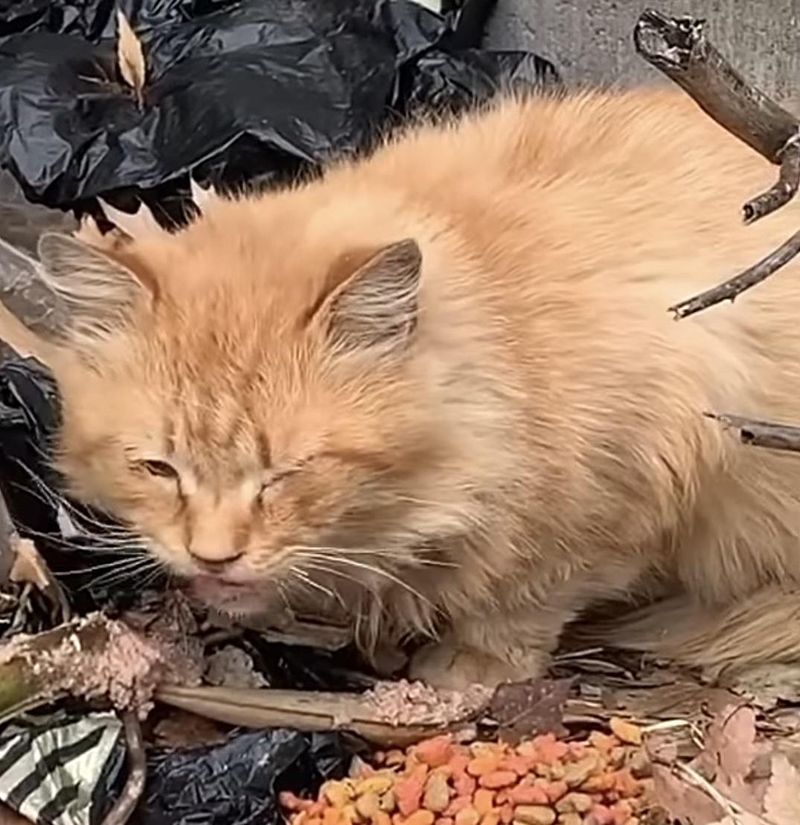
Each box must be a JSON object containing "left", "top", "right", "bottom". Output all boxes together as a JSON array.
[{"left": 4, "top": 87, "right": 800, "bottom": 688}]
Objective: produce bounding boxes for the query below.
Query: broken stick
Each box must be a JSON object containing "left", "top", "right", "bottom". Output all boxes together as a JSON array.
[{"left": 634, "top": 9, "right": 800, "bottom": 319}]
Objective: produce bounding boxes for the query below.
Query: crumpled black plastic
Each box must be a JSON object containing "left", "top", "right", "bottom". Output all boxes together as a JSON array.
[
  {"left": 139, "top": 729, "right": 353, "bottom": 825},
  {"left": 0, "top": 0, "right": 557, "bottom": 212}
]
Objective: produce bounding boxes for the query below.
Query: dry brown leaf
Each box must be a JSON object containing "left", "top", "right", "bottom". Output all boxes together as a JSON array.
[
  {"left": 651, "top": 763, "right": 725, "bottom": 825},
  {"left": 116, "top": 10, "right": 146, "bottom": 104},
  {"left": 694, "top": 705, "right": 765, "bottom": 813},
  {"left": 762, "top": 753, "right": 800, "bottom": 825},
  {"left": 9, "top": 536, "right": 70, "bottom": 618}
]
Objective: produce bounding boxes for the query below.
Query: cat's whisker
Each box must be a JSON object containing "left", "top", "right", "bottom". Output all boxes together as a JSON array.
[
  {"left": 288, "top": 567, "right": 340, "bottom": 604},
  {"left": 56, "top": 553, "right": 154, "bottom": 578},
  {"left": 288, "top": 544, "right": 457, "bottom": 568},
  {"left": 293, "top": 550, "right": 432, "bottom": 606}
]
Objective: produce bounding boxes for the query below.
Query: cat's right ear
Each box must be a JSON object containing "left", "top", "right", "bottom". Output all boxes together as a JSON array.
[{"left": 37, "top": 232, "right": 156, "bottom": 344}]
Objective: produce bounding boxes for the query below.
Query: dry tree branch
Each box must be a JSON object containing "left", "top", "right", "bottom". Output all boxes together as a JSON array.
[
  {"left": 707, "top": 413, "right": 800, "bottom": 454},
  {"left": 634, "top": 9, "right": 800, "bottom": 319},
  {"left": 634, "top": 9, "right": 800, "bottom": 456}
]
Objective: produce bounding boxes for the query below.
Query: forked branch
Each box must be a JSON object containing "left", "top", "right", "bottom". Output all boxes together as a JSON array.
[{"left": 634, "top": 9, "right": 800, "bottom": 319}]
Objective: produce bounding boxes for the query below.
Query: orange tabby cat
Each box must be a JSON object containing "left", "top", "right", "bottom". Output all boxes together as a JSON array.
[{"left": 5, "top": 87, "right": 800, "bottom": 689}]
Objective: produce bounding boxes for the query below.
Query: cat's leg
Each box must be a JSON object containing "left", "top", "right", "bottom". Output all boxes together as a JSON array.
[
  {"left": 408, "top": 556, "right": 648, "bottom": 690},
  {"left": 408, "top": 606, "right": 567, "bottom": 689}
]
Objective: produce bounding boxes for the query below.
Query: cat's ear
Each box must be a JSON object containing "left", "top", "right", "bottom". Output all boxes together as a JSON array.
[
  {"left": 321, "top": 239, "right": 422, "bottom": 356},
  {"left": 37, "top": 232, "right": 155, "bottom": 343}
]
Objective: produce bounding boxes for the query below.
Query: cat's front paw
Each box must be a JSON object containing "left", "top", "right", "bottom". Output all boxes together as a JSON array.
[{"left": 408, "top": 639, "right": 548, "bottom": 690}]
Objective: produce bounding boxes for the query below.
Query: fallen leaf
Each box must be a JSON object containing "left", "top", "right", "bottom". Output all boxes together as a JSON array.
[
  {"left": 9, "top": 536, "right": 70, "bottom": 620},
  {"left": 116, "top": 10, "right": 146, "bottom": 104},
  {"left": 487, "top": 678, "right": 572, "bottom": 744},
  {"left": 650, "top": 763, "right": 724, "bottom": 825},
  {"left": 763, "top": 753, "right": 800, "bottom": 825},
  {"left": 694, "top": 705, "right": 765, "bottom": 812}
]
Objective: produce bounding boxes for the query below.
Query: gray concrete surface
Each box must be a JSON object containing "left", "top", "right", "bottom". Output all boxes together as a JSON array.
[{"left": 487, "top": 1, "right": 800, "bottom": 100}]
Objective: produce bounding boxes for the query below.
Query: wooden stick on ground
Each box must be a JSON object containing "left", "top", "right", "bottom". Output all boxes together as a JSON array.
[{"left": 633, "top": 9, "right": 800, "bottom": 319}]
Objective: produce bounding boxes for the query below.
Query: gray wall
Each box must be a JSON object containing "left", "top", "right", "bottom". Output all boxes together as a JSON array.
[{"left": 487, "top": 1, "right": 800, "bottom": 100}]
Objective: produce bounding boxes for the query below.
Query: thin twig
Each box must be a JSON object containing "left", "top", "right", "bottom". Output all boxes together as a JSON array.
[
  {"left": 707, "top": 413, "right": 800, "bottom": 453},
  {"left": 672, "top": 761, "right": 773, "bottom": 825},
  {"left": 669, "top": 228, "right": 800, "bottom": 318},
  {"left": 634, "top": 9, "right": 800, "bottom": 317},
  {"left": 101, "top": 711, "right": 146, "bottom": 825}
]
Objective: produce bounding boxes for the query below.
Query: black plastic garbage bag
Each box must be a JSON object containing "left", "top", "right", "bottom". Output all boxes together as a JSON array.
[
  {"left": 139, "top": 729, "right": 352, "bottom": 825},
  {"left": 0, "top": 0, "right": 557, "bottom": 213}
]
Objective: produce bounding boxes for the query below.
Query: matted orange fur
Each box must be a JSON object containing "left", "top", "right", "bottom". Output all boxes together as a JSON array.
[{"left": 5, "top": 87, "right": 800, "bottom": 688}]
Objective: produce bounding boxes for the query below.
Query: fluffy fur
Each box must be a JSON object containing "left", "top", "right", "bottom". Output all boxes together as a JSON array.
[{"left": 5, "top": 87, "right": 800, "bottom": 688}]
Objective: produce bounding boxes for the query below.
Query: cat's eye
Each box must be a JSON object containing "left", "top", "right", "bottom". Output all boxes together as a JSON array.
[{"left": 136, "top": 459, "right": 179, "bottom": 480}]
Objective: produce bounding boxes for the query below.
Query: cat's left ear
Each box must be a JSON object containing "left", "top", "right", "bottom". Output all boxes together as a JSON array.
[
  {"left": 37, "top": 232, "right": 156, "bottom": 344},
  {"left": 318, "top": 239, "right": 422, "bottom": 356}
]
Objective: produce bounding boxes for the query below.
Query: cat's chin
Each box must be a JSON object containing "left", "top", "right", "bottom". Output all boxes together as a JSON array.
[{"left": 185, "top": 575, "right": 269, "bottom": 617}]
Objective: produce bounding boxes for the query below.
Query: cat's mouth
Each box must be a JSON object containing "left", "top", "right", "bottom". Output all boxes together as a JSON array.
[{"left": 185, "top": 575, "right": 267, "bottom": 616}]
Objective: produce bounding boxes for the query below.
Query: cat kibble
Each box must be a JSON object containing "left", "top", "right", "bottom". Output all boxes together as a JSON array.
[{"left": 281, "top": 722, "right": 652, "bottom": 825}]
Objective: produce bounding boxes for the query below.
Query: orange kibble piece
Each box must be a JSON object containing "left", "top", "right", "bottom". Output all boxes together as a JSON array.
[
  {"left": 415, "top": 737, "right": 454, "bottom": 769},
  {"left": 448, "top": 754, "right": 470, "bottom": 775},
  {"left": 569, "top": 742, "right": 587, "bottom": 760},
  {"left": 473, "top": 789, "right": 495, "bottom": 815},
  {"left": 585, "top": 806, "right": 614, "bottom": 825},
  {"left": 323, "top": 808, "right": 343, "bottom": 825},
  {"left": 610, "top": 801, "right": 632, "bottom": 825},
  {"left": 531, "top": 735, "right": 568, "bottom": 765},
  {"left": 498, "top": 804, "right": 514, "bottom": 825},
  {"left": 481, "top": 812, "right": 500, "bottom": 825},
  {"left": 453, "top": 774, "right": 477, "bottom": 798},
  {"left": 396, "top": 765, "right": 428, "bottom": 817},
  {"left": 582, "top": 774, "right": 615, "bottom": 794},
  {"left": 375, "top": 814, "right": 392, "bottom": 825},
  {"left": 611, "top": 769, "right": 640, "bottom": 798},
  {"left": 436, "top": 819, "right": 454, "bottom": 825},
  {"left": 543, "top": 781, "right": 568, "bottom": 804},
  {"left": 609, "top": 718, "right": 642, "bottom": 746},
  {"left": 404, "top": 811, "right": 435, "bottom": 825},
  {"left": 588, "top": 733, "right": 618, "bottom": 753},
  {"left": 498, "top": 755, "right": 529, "bottom": 776},
  {"left": 478, "top": 771, "right": 517, "bottom": 790},
  {"left": 306, "top": 819, "right": 322, "bottom": 825},
  {"left": 507, "top": 784, "right": 549, "bottom": 806},
  {"left": 467, "top": 757, "right": 501, "bottom": 778},
  {"left": 454, "top": 807, "right": 480, "bottom": 825},
  {"left": 445, "top": 796, "right": 473, "bottom": 817}
]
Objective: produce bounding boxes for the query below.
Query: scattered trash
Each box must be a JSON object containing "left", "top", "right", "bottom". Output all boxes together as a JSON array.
[{"left": 0, "top": 0, "right": 558, "bottom": 216}]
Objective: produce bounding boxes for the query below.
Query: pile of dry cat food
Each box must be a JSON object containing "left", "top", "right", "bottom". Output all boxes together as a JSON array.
[{"left": 281, "top": 720, "right": 652, "bottom": 825}]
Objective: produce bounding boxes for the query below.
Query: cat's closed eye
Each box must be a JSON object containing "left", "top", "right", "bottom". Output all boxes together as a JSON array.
[{"left": 135, "top": 458, "right": 179, "bottom": 480}]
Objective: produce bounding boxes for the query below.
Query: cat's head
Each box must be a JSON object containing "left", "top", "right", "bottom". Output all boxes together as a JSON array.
[{"left": 15, "top": 205, "right": 460, "bottom": 622}]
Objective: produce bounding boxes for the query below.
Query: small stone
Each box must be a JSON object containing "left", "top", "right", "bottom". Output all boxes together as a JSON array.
[{"left": 513, "top": 806, "right": 556, "bottom": 825}]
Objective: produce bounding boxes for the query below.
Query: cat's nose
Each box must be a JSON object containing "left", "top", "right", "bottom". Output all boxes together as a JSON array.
[{"left": 188, "top": 547, "right": 244, "bottom": 573}]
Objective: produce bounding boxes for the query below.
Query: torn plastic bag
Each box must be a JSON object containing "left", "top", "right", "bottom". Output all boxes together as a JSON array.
[
  {"left": 0, "top": 0, "right": 558, "bottom": 213},
  {"left": 139, "top": 729, "right": 352, "bottom": 825},
  {"left": 0, "top": 711, "right": 125, "bottom": 825}
]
